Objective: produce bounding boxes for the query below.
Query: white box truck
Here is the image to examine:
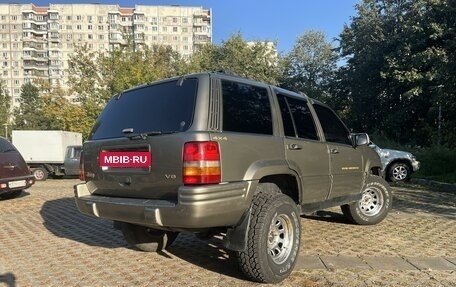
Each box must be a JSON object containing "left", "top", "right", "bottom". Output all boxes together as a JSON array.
[{"left": 12, "top": 130, "right": 83, "bottom": 181}]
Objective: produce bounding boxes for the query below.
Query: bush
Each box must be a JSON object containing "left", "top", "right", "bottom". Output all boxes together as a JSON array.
[{"left": 414, "top": 146, "right": 456, "bottom": 183}]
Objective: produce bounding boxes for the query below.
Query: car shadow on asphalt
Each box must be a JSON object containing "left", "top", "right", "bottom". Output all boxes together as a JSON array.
[
  {"left": 167, "top": 233, "right": 247, "bottom": 281},
  {"left": 301, "top": 210, "right": 353, "bottom": 224},
  {"left": 0, "top": 272, "right": 16, "bottom": 287},
  {"left": 39, "top": 198, "right": 249, "bottom": 280},
  {"left": 40, "top": 197, "right": 127, "bottom": 249},
  {"left": 391, "top": 185, "right": 456, "bottom": 219}
]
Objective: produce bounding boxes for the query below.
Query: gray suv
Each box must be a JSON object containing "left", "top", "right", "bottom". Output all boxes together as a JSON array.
[{"left": 75, "top": 72, "right": 391, "bottom": 283}]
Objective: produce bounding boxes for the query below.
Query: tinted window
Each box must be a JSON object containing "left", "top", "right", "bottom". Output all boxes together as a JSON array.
[
  {"left": 89, "top": 79, "right": 198, "bottom": 140},
  {"left": 277, "top": 95, "right": 296, "bottom": 137},
  {"left": 0, "top": 138, "right": 17, "bottom": 153},
  {"left": 313, "top": 104, "right": 351, "bottom": 145},
  {"left": 222, "top": 80, "right": 272, "bottom": 135},
  {"left": 278, "top": 95, "right": 318, "bottom": 140}
]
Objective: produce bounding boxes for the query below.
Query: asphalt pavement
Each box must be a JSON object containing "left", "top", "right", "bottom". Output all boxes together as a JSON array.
[{"left": 0, "top": 179, "right": 455, "bottom": 287}]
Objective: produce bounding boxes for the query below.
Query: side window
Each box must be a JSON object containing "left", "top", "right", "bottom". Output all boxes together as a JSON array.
[
  {"left": 277, "top": 94, "right": 319, "bottom": 140},
  {"left": 313, "top": 104, "right": 351, "bottom": 145},
  {"left": 222, "top": 80, "right": 272, "bottom": 135}
]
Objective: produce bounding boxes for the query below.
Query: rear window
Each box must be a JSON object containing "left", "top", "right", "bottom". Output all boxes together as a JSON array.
[
  {"left": 89, "top": 79, "right": 198, "bottom": 140},
  {"left": 0, "top": 138, "right": 17, "bottom": 153}
]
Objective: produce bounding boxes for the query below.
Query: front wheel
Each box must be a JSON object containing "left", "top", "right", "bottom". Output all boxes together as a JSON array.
[
  {"left": 121, "top": 223, "right": 179, "bottom": 252},
  {"left": 388, "top": 162, "right": 411, "bottom": 182},
  {"left": 341, "top": 176, "right": 392, "bottom": 225},
  {"left": 237, "top": 186, "right": 301, "bottom": 284}
]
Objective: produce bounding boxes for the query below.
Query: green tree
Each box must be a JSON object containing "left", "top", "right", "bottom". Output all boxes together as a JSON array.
[
  {"left": 338, "top": 0, "right": 455, "bottom": 146},
  {"left": 0, "top": 83, "right": 11, "bottom": 138},
  {"left": 280, "top": 30, "right": 338, "bottom": 101},
  {"left": 188, "top": 33, "right": 280, "bottom": 85},
  {"left": 13, "top": 82, "right": 48, "bottom": 130}
]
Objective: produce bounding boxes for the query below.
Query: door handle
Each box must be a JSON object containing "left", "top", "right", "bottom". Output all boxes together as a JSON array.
[
  {"left": 288, "top": 144, "right": 303, "bottom": 150},
  {"left": 330, "top": 148, "right": 339, "bottom": 154},
  {"left": 3, "top": 164, "right": 16, "bottom": 171}
]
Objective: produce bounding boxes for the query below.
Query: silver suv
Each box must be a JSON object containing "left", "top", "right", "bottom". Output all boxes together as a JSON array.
[
  {"left": 370, "top": 143, "right": 420, "bottom": 182},
  {"left": 75, "top": 72, "right": 391, "bottom": 283}
]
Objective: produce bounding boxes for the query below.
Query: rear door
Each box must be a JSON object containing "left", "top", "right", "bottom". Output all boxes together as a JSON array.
[
  {"left": 312, "top": 104, "right": 363, "bottom": 199},
  {"left": 277, "top": 93, "right": 331, "bottom": 203}
]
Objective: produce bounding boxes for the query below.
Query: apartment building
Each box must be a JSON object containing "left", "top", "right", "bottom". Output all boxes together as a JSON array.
[{"left": 0, "top": 3, "right": 212, "bottom": 106}]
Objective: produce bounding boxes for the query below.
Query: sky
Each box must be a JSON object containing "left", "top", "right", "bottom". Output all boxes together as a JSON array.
[{"left": 2, "top": 0, "right": 360, "bottom": 53}]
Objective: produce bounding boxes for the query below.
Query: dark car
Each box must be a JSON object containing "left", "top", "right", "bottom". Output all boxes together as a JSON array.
[{"left": 0, "top": 136, "right": 35, "bottom": 199}]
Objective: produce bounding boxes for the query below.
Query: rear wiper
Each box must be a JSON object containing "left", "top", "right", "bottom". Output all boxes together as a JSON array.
[{"left": 123, "top": 130, "right": 178, "bottom": 140}]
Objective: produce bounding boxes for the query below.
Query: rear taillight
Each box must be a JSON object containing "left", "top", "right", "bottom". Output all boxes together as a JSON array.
[
  {"left": 79, "top": 151, "right": 85, "bottom": 181},
  {"left": 183, "top": 141, "right": 221, "bottom": 185}
]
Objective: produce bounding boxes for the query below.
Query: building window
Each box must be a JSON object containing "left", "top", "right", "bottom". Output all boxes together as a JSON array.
[
  {"left": 173, "top": 27, "right": 178, "bottom": 32},
  {"left": 76, "top": 25, "right": 82, "bottom": 30},
  {"left": 67, "top": 15, "right": 72, "bottom": 21},
  {"left": 98, "top": 35, "right": 104, "bottom": 40},
  {"left": 182, "top": 28, "right": 188, "bottom": 33},
  {"left": 88, "top": 24, "right": 92, "bottom": 30},
  {"left": 162, "top": 27, "right": 167, "bottom": 32},
  {"left": 66, "top": 25, "right": 72, "bottom": 30},
  {"left": 3, "top": 71, "right": 7, "bottom": 76},
  {"left": 98, "top": 25, "right": 103, "bottom": 30},
  {"left": 152, "top": 26, "right": 157, "bottom": 32},
  {"left": 77, "top": 15, "right": 82, "bottom": 21},
  {"left": 98, "top": 16, "right": 103, "bottom": 23},
  {"left": 172, "top": 17, "right": 178, "bottom": 23},
  {"left": 88, "top": 34, "right": 93, "bottom": 40}
]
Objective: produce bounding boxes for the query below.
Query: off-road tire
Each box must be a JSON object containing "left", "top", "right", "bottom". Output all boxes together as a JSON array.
[
  {"left": 237, "top": 185, "right": 301, "bottom": 283},
  {"left": 341, "top": 176, "right": 392, "bottom": 225},
  {"left": 121, "top": 223, "right": 179, "bottom": 252},
  {"left": 32, "top": 167, "right": 48, "bottom": 181}
]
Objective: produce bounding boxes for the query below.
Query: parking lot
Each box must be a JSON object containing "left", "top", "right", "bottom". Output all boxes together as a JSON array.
[{"left": 1, "top": 179, "right": 455, "bottom": 287}]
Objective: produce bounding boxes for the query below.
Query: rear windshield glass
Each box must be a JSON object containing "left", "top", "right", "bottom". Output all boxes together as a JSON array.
[
  {"left": 0, "top": 138, "right": 17, "bottom": 153},
  {"left": 89, "top": 79, "right": 198, "bottom": 140}
]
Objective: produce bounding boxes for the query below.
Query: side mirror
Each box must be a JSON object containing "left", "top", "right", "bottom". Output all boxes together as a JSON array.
[{"left": 351, "top": 133, "right": 370, "bottom": 147}]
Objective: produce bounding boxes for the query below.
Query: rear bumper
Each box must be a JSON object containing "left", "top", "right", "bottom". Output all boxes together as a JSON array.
[
  {"left": 0, "top": 175, "right": 35, "bottom": 195},
  {"left": 74, "top": 181, "right": 253, "bottom": 229}
]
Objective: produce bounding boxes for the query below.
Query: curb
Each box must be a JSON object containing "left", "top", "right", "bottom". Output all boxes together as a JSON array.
[{"left": 410, "top": 178, "right": 456, "bottom": 194}]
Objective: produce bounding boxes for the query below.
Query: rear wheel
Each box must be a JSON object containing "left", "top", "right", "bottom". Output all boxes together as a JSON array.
[
  {"left": 32, "top": 167, "right": 48, "bottom": 181},
  {"left": 121, "top": 223, "right": 179, "bottom": 252},
  {"left": 341, "top": 176, "right": 392, "bottom": 225},
  {"left": 237, "top": 184, "right": 301, "bottom": 283}
]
